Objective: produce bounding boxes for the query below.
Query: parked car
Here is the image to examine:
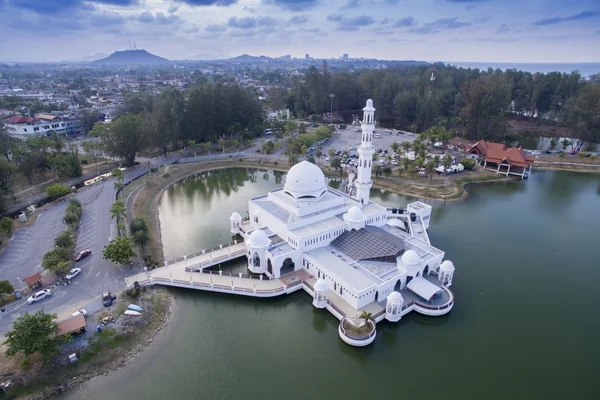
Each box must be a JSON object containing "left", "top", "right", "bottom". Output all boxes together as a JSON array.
[
  {"left": 71, "top": 309, "right": 87, "bottom": 318},
  {"left": 27, "top": 289, "right": 52, "bottom": 304},
  {"left": 235, "top": 152, "right": 244, "bottom": 156},
  {"left": 74, "top": 249, "right": 92, "bottom": 262},
  {"left": 65, "top": 268, "right": 82, "bottom": 280},
  {"left": 264, "top": 129, "right": 272, "bottom": 135},
  {"left": 102, "top": 291, "right": 117, "bottom": 307}
]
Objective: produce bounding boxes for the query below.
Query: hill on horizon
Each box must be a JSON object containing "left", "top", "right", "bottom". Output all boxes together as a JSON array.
[{"left": 94, "top": 49, "right": 170, "bottom": 65}]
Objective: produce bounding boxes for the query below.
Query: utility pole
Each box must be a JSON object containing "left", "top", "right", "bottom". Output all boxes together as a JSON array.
[{"left": 329, "top": 93, "right": 335, "bottom": 125}]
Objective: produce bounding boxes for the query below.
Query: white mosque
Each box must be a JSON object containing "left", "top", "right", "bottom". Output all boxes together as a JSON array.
[{"left": 230, "top": 100, "right": 456, "bottom": 344}]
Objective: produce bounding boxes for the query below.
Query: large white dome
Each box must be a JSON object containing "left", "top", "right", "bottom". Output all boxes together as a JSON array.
[
  {"left": 440, "top": 260, "right": 455, "bottom": 272},
  {"left": 346, "top": 206, "right": 365, "bottom": 222},
  {"left": 248, "top": 230, "right": 271, "bottom": 248},
  {"left": 283, "top": 161, "right": 326, "bottom": 200},
  {"left": 401, "top": 250, "right": 422, "bottom": 266},
  {"left": 387, "top": 291, "right": 404, "bottom": 304},
  {"left": 230, "top": 212, "right": 242, "bottom": 221}
]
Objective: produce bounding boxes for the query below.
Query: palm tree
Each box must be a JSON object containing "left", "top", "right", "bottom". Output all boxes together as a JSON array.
[
  {"left": 110, "top": 200, "right": 127, "bottom": 228},
  {"left": 390, "top": 142, "right": 400, "bottom": 155},
  {"left": 219, "top": 137, "right": 225, "bottom": 154},
  {"left": 50, "top": 133, "right": 64, "bottom": 153},
  {"left": 590, "top": 154, "right": 597, "bottom": 164},
  {"left": 328, "top": 148, "right": 336, "bottom": 158},
  {"left": 288, "top": 152, "right": 298, "bottom": 165},
  {"left": 315, "top": 148, "right": 322, "bottom": 165},
  {"left": 442, "top": 155, "right": 453, "bottom": 175},
  {"left": 426, "top": 160, "right": 437, "bottom": 181},
  {"left": 114, "top": 180, "right": 124, "bottom": 191},
  {"left": 400, "top": 141, "right": 411, "bottom": 155},
  {"left": 561, "top": 138, "right": 571, "bottom": 151},
  {"left": 558, "top": 152, "right": 566, "bottom": 160},
  {"left": 549, "top": 138, "right": 558, "bottom": 150},
  {"left": 360, "top": 311, "right": 373, "bottom": 322},
  {"left": 133, "top": 228, "right": 150, "bottom": 250}
]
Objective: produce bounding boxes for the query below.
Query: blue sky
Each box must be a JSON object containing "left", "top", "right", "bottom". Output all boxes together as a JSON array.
[{"left": 0, "top": 0, "right": 598, "bottom": 62}]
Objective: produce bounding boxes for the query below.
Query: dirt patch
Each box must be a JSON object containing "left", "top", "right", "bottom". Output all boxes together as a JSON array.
[
  {"left": 505, "top": 118, "right": 573, "bottom": 138},
  {"left": 0, "top": 287, "right": 173, "bottom": 399}
]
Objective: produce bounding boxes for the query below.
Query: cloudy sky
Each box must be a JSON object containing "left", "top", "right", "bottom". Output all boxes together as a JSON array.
[{"left": 0, "top": 0, "right": 598, "bottom": 63}]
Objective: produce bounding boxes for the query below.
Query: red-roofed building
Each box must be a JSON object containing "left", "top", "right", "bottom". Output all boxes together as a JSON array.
[{"left": 467, "top": 140, "right": 535, "bottom": 179}]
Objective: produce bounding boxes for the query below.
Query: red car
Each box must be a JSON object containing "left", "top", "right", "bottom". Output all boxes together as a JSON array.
[{"left": 74, "top": 249, "right": 92, "bottom": 262}]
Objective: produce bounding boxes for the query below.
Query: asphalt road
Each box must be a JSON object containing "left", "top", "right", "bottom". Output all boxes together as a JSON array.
[{"left": 0, "top": 156, "right": 174, "bottom": 335}]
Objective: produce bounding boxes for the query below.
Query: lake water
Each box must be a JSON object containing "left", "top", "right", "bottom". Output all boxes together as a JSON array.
[{"left": 66, "top": 168, "right": 600, "bottom": 400}]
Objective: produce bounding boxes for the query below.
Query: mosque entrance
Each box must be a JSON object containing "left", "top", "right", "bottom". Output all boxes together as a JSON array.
[
  {"left": 280, "top": 258, "right": 295, "bottom": 276},
  {"left": 394, "top": 280, "right": 401, "bottom": 291},
  {"left": 267, "top": 259, "right": 273, "bottom": 275}
]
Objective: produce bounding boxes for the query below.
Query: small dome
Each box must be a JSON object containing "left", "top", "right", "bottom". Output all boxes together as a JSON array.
[
  {"left": 387, "top": 291, "right": 404, "bottom": 304},
  {"left": 346, "top": 206, "right": 364, "bottom": 222},
  {"left": 283, "top": 161, "right": 326, "bottom": 200},
  {"left": 314, "top": 279, "right": 328, "bottom": 292},
  {"left": 230, "top": 212, "right": 242, "bottom": 221},
  {"left": 363, "top": 99, "right": 375, "bottom": 111},
  {"left": 440, "top": 260, "right": 455, "bottom": 272},
  {"left": 248, "top": 230, "right": 271, "bottom": 248},
  {"left": 401, "top": 250, "right": 421, "bottom": 266}
]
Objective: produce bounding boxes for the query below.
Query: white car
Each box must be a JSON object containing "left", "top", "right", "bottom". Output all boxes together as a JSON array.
[
  {"left": 65, "top": 268, "right": 82, "bottom": 280},
  {"left": 27, "top": 289, "right": 52, "bottom": 305},
  {"left": 71, "top": 309, "right": 87, "bottom": 318}
]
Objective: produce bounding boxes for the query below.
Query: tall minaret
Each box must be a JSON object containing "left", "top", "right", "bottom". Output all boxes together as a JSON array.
[{"left": 355, "top": 99, "right": 375, "bottom": 205}]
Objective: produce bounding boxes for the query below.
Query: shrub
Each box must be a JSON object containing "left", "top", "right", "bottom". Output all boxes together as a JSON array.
[
  {"left": 163, "top": 173, "right": 170, "bottom": 178},
  {"left": 461, "top": 158, "right": 477, "bottom": 170},
  {"left": 81, "top": 159, "right": 89, "bottom": 165},
  {"left": 42, "top": 247, "right": 71, "bottom": 274},
  {"left": 45, "top": 184, "right": 70, "bottom": 200},
  {"left": 0, "top": 280, "right": 14, "bottom": 296},
  {"left": 0, "top": 217, "right": 13, "bottom": 236},
  {"left": 54, "top": 230, "right": 74, "bottom": 249},
  {"left": 150, "top": 167, "right": 158, "bottom": 173}
]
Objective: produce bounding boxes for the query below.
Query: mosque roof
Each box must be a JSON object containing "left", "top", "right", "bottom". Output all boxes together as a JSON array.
[
  {"left": 330, "top": 226, "right": 404, "bottom": 262},
  {"left": 283, "top": 161, "right": 326, "bottom": 200}
]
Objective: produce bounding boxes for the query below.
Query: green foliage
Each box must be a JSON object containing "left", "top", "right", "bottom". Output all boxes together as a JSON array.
[
  {"left": 4, "top": 310, "right": 71, "bottom": 361},
  {"left": 93, "top": 115, "right": 145, "bottom": 166},
  {"left": 54, "top": 231, "right": 74, "bottom": 249},
  {"left": 461, "top": 158, "right": 477, "bottom": 170},
  {"left": 306, "top": 156, "right": 316, "bottom": 164},
  {"left": 331, "top": 157, "right": 342, "bottom": 173},
  {"left": 103, "top": 236, "right": 135, "bottom": 266},
  {"left": 45, "top": 184, "right": 70, "bottom": 200},
  {"left": 287, "top": 126, "right": 333, "bottom": 155},
  {"left": 0, "top": 217, "right": 13, "bottom": 236},
  {"left": 111, "top": 167, "right": 124, "bottom": 180},
  {"left": 129, "top": 217, "right": 148, "bottom": 235},
  {"left": 42, "top": 247, "right": 71, "bottom": 274},
  {"left": 0, "top": 280, "right": 14, "bottom": 295},
  {"left": 262, "top": 140, "right": 275, "bottom": 154},
  {"left": 48, "top": 152, "right": 82, "bottom": 178},
  {"left": 163, "top": 173, "right": 170, "bottom": 178},
  {"left": 132, "top": 229, "right": 150, "bottom": 249}
]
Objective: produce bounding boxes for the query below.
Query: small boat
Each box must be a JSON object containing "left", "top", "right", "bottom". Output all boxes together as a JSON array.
[
  {"left": 124, "top": 310, "right": 141, "bottom": 316},
  {"left": 127, "top": 304, "right": 143, "bottom": 312}
]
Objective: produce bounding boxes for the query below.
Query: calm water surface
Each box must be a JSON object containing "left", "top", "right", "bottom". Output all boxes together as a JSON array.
[{"left": 67, "top": 168, "right": 600, "bottom": 400}]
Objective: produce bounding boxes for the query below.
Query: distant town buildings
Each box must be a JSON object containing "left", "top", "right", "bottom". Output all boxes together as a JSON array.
[{"left": 4, "top": 114, "right": 83, "bottom": 138}]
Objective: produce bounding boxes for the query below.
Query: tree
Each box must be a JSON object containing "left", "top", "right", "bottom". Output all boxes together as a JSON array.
[
  {"left": 442, "top": 155, "right": 453, "bottom": 175},
  {"left": 82, "top": 140, "right": 103, "bottom": 169},
  {"left": 147, "top": 88, "right": 185, "bottom": 156},
  {"left": 110, "top": 200, "right": 126, "bottom": 234},
  {"left": 390, "top": 142, "right": 400, "bottom": 154},
  {"left": 306, "top": 155, "right": 316, "bottom": 164},
  {"left": 132, "top": 229, "right": 150, "bottom": 250},
  {"left": 0, "top": 159, "right": 17, "bottom": 200},
  {"left": 41, "top": 247, "right": 71, "bottom": 274},
  {"left": 461, "top": 158, "right": 477, "bottom": 170},
  {"left": 558, "top": 152, "right": 566, "bottom": 160},
  {"left": 103, "top": 236, "right": 135, "bottom": 266},
  {"left": 383, "top": 165, "right": 392, "bottom": 178},
  {"left": 331, "top": 157, "right": 342, "bottom": 173},
  {"left": 328, "top": 148, "right": 336, "bottom": 158},
  {"left": 4, "top": 311, "right": 71, "bottom": 361},
  {"left": 114, "top": 180, "right": 124, "bottom": 192},
  {"left": 426, "top": 159, "right": 437, "bottom": 180},
  {"left": 45, "top": 184, "right": 70, "bottom": 199},
  {"left": 54, "top": 231, "right": 74, "bottom": 249},
  {"left": 590, "top": 154, "right": 597, "bottom": 163},
  {"left": 0, "top": 217, "right": 13, "bottom": 236},
  {"left": 50, "top": 133, "right": 64, "bottom": 153},
  {"left": 288, "top": 152, "right": 298, "bottom": 165},
  {"left": 561, "top": 139, "right": 571, "bottom": 151},
  {"left": 111, "top": 167, "right": 124, "bottom": 181},
  {"left": 129, "top": 217, "right": 148, "bottom": 235},
  {"left": 262, "top": 140, "right": 275, "bottom": 154},
  {"left": 359, "top": 311, "right": 373, "bottom": 322},
  {"left": 0, "top": 280, "right": 13, "bottom": 296},
  {"left": 92, "top": 115, "right": 146, "bottom": 166}
]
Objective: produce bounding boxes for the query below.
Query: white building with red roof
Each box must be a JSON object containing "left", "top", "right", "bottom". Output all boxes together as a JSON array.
[{"left": 467, "top": 140, "right": 535, "bottom": 179}]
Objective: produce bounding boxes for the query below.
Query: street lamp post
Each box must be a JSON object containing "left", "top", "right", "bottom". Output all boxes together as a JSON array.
[{"left": 329, "top": 94, "right": 335, "bottom": 125}]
